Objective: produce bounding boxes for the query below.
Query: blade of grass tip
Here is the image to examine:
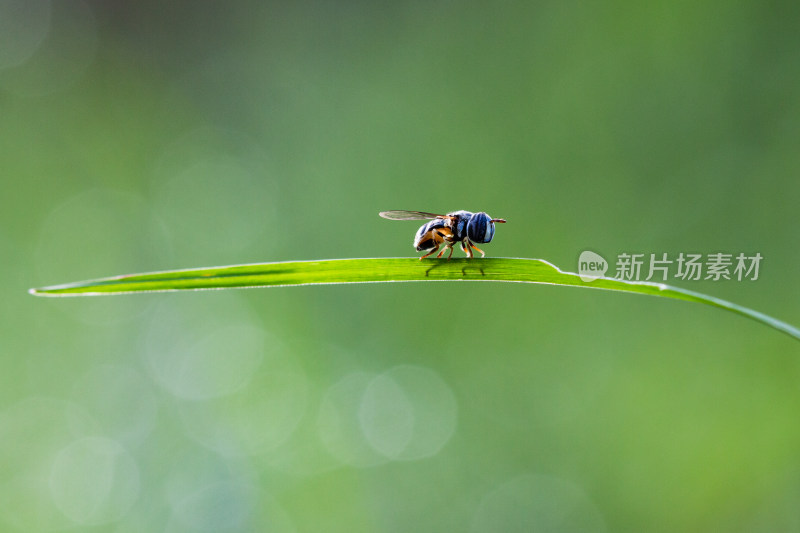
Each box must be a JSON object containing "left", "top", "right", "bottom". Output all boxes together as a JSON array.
[{"left": 28, "top": 257, "right": 800, "bottom": 342}]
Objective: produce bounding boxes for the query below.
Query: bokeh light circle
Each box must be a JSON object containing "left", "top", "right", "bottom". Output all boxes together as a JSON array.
[
  {"left": 319, "top": 366, "right": 458, "bottom": 466},
  {"left": 359, "top": 374, "right": 415, "bottom": 458},
  {"left": 178, "top": 340, "right": 308, "bottom": 457},
  {"left": 49, "top": 436, "right": 140, "bottom": 526},
  {"left": 70, "top": 364, "right": 158, "bottom": 449},
  {"left": 0, "top": 0, "right": 96, "bottom": 95},
  {"left": 144, "top": 293, "right": 266, "bottom": 400},
  {"left": 0, "top": 0, "right": 51, "bottom": 70},
  {"left": 318, "top": 372, "right": 388, "bottom": 468},
  {"left": 359, "top": 365, "right": 458, "bottom": 461},
  {"left": 0, "top": 397, "right": 101, "bottom": 531}
]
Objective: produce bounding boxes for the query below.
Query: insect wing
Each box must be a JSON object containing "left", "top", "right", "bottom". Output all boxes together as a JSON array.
[{"left": 378, "top": 210, "right": 444, "bottom": 221}]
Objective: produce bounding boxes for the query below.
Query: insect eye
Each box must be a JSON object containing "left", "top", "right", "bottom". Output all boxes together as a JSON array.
[{"left": 468, "top": 213, "right": 495, "bottom": 243}]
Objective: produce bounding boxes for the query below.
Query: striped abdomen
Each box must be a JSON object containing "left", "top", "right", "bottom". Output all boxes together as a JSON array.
[{"left": 413, "top": 220, "right": 454, "bottom": 251}]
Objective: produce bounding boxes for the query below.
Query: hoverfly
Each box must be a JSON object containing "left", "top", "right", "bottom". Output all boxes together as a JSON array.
[{"left": 379, "top": 210, "right": 506, "bottom": 260}]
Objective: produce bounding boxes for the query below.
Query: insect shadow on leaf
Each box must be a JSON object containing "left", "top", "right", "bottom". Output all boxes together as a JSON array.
[{"left": 423, "top": 259, "right": 485, "bottom": 278}]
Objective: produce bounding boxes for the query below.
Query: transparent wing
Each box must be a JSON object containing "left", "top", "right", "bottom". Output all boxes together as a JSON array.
[{"left": 378, "top": 210, "right": 444, "bottom": 221}]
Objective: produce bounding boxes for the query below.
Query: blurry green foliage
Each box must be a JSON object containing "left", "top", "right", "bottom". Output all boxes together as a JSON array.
[{"left": 2, "top": 1, "right": 799, "bottom": 531}]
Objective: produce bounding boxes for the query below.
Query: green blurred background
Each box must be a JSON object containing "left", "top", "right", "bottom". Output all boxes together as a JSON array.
[{"left": 2, "top": 0, "right": 799, "bottom": 531}]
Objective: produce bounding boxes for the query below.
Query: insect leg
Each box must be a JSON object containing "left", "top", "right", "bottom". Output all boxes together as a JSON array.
[
  {"left": 461, "top": 240, "right": 473, "bottom": 259},
  {"left": 469, "top": 241, "right": 486, "bottom": 258},
  {"left": 419, "top": 244, "right": 440, "bottom": 260},
  {"left": 436, "top": 243, "right": 455, "bottom": 259}
]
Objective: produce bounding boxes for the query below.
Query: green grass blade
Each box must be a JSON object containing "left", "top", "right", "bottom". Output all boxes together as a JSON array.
[{"left": 29, "top": 257, "right": 799, "bottom": 341}]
